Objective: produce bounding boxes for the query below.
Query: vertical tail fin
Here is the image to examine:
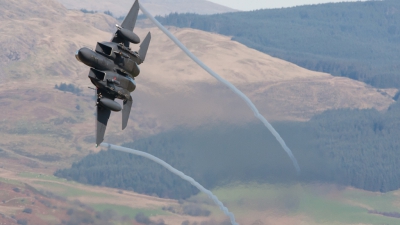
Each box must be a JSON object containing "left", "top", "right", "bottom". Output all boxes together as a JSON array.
[
  {"left": 139, "top": 32, "right": 151, "bottom": 63},
  {"left": 111, "top": 0, "right": 140, "bottom": 46},
  {"left": 121, "top": 0, "right": 139, "bottom": 31}
]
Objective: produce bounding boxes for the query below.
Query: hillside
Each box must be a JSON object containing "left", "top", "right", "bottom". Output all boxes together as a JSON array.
[
  {"left": 1, "top": 0, "right": 400, "bottom": 224},
  {"left": 57, "top": 0, "right": 237, "bottom": 17},
  {"left": 157, "top": 0, "right": 400, "bottom": 88},
  {"left": 0, "top": 0, "right": 395, "bottom": 167},
  {"left": 0, "top": 168, "right": 211, "bottom": 225}
]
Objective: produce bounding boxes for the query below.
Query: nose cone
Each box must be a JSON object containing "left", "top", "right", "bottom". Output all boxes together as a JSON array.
[
  {"left": 75, "top": 50, "right": 82, "bottom": 62},
  {"left": 75, "top": 47, "right": 93, "bottom": 65}
]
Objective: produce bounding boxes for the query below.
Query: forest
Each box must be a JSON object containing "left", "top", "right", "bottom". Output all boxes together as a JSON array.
[
  {"left": 55, "top": 100, "right": 400, "bottom": 199},
  {"left": 156, "top": 0, "right": 400, "bottom": 88}
]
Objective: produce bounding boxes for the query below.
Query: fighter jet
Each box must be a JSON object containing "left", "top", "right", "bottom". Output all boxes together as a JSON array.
[{"left": 75, "top": 0, "right": 151, "bottom": 146}]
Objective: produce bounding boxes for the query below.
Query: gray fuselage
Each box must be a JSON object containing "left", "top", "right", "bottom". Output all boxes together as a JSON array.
[{"left": 75, "top": 42, "right": 142, "bottom": 99}]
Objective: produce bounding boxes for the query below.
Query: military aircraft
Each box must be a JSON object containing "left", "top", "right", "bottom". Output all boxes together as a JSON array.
[{"left": 75, "top": 0, "right": 151, "bottom": 146}]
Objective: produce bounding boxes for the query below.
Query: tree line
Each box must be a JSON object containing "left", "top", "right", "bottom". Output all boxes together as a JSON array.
[{"left": 56, "top": 100, "right": 400, "bottom": 198}]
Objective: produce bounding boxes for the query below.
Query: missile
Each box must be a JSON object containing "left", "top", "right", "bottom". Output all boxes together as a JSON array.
[{"left": 98, "top": 98, "right": 122, "bottom": 112}]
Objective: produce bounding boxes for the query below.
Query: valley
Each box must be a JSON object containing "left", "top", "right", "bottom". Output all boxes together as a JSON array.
[{"left": 0, "top": 0, "right": 399, "bottom": 224}]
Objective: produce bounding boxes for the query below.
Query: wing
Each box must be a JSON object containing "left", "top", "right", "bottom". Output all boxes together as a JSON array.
[
  {"left": 111, "top": 0, "right": 140, "bottom": 47},
  {"left": 96, "top": 105, "right": 111, "bottom": 146},
  {"left": 96, "top": 89, "right": 112, "bottom": 146}
]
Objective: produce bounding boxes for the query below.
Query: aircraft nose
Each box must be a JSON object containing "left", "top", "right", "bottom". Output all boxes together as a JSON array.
[{"left": 75, "top": 50, "right": 82, "bottom": 62}]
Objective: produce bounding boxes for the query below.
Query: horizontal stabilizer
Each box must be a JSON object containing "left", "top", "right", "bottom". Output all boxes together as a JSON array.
[{"left": 139, "top": 32, "right": 151, "bottom": 63}]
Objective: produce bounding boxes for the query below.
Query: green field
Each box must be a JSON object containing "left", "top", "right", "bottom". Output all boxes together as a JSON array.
[
  {"left": 0, "top": 177, "right": 23, "bottom": 186},
  {"left": 91, "top": 204, "right": 168, "bottom": 219},
  {"left": 32, "top": 180, "right": 113, "bottom": 198},
  {"left": 16, "top": 172, "right": 169, "bottom": 221},
  {"left": 18, "top": 172, "right": 114, "bottom": 198},
  {"left": 19, "top": 172, "right": 68, "bottom": 182},
  {"left": 191, "top": 183, "right": 400, "bottom": 224}
]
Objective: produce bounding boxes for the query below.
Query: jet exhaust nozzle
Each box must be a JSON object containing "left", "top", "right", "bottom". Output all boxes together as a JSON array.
[{"left": 99, "top": 98, "right": 122, "bottom": 112}]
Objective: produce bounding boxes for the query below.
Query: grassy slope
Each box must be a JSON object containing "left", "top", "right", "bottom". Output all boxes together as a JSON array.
[
  {"left": 3, "top": 169, "right": 400, "bottom": 225},
  {"left": 0, "top": 169, "right": 210, "bottom": 224}
]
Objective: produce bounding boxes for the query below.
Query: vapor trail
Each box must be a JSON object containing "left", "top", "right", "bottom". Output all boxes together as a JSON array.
[
  {"left": 100, "top": 143, "right": 238, "bottom": 225},
  {"left": 139, "top": 4, "right": 300, "bottom": 173}
]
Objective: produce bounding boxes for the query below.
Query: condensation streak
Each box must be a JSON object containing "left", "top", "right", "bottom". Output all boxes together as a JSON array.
[
  {"left": 139, "top": 4, "right": 300, "bottom": 173},
  {"left": 101, "top": 143, "right": 239, "bottom": 225}
]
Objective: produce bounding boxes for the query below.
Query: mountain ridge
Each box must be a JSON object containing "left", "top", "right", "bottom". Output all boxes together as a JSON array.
[{"left": 57, "top": 0, "right": 238, "bottom": 17}]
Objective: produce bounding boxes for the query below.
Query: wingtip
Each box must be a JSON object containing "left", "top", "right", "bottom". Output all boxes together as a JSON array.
[{"left": 95, "top": 140, "right": 103, "bottom": 147}]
